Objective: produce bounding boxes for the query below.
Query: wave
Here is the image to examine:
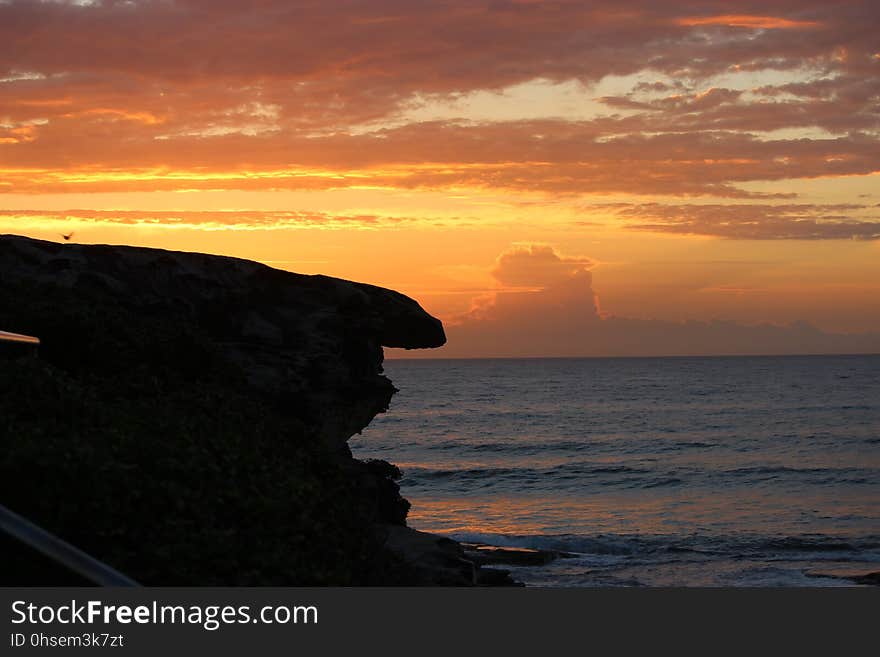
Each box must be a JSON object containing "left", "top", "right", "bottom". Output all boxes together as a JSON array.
[
  {"left": 425, "top": 439, "right": 593, "bottom": 453},
  {"left": 400, "top": 460, "right": 877, "bottom": 490},
  {"left": 719, "top": 465, "right": 878, "bottom": 485},
  {"left": 423, "top": 438, "right": 721, "bottom": 454},
  {"left": 725, "top": 465, "right": 864, "bottom": 475},
  {"left": 640, "top": 477, "right": 684, "bottom": 489},
  {"left": 447, "top": 531, "right": 880, "bottom": 562},
  {"left": 400, "top": 461, "right": 654, "bottom": 486}
]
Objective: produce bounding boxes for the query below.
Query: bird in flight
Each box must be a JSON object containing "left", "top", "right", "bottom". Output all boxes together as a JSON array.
[{"left": 61, "top": 232, "right": 74, "bottom": 241}]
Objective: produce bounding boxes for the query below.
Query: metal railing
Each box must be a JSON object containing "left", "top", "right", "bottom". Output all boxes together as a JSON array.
[
  {"left": 0, "top": 330, "right": 40, "bottom": 346},
  {"left": 0, "top": 504, "right": 139, "bottom": 586},
  {"left": 1, "top": 328, "right": 139, "bottom": 586}
]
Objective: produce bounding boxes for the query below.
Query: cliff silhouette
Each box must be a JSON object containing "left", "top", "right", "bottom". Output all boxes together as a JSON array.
[{"left": 0, "top": 234, "right": 512, "bottom": 585}]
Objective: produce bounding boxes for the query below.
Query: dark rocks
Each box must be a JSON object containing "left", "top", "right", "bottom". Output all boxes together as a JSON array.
[
  {"left": 851, "top": 572, "right": 880, "bottom": 586},
  {"left": 381, "top": 525, "right": 519, "bottom": 586},
  {"left": 805, "top": 566, "right": 880, "bottom": 586},
  {"left": 462, "top": 543, "right": 576, "bottom": 567},
  {"left": 352, "top": 459, "right": 411, "bottom": 526},
  {"left": 0, "top": 234, "right": 445, "bottom": 451},
  {"left": 0, "top": 234, "right": 471, "bottom": 586}
]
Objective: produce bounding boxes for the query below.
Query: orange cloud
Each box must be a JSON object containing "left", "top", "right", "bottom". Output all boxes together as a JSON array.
[
  {"left": 453, "top": 245, "right": 600, "bottom": 327},
  {"left": 676, "top": 15, "right": 821, "bottom": 30},
  {"left": 2, "top": 122, "right": 878, "bottom": 197},
  {"left": 604, "top": 203, "right": 880, "bottom": 240},
  {"left": 491, "top": 244, "right": 594, "bottom": 288},
  {"left": 1, "top": 1, "right": 878, "bottom": 202},
  {"left": 65, "top": 108, "right": 164, "bottom": 125},
  {"left": 0, "top": 209, "right": 429, "bottom": 231}
]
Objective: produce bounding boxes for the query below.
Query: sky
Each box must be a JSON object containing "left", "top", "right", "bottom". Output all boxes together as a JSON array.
[{"left": 1, "top": 0, "right": 879, "bottom": 357}]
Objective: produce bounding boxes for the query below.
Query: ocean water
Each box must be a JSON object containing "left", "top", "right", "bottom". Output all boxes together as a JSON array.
[{"left": 351, "top": 355, "right": 880, "bottom": 587}]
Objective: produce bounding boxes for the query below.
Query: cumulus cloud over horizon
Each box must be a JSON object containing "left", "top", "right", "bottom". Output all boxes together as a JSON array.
[
  {"left": 490, "top": 244, "right": 595, "bottom": 289},
  {"left": 435, "top": 244, "right": 880, "bottom": 358}
]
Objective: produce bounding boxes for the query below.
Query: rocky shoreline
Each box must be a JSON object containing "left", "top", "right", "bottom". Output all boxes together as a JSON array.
[{"left": 0, "top": 234, "right": 514, "bottom": 585}]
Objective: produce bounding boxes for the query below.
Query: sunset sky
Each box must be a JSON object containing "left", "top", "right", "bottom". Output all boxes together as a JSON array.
[{"left": 2, "top": 0, "right": 879, "bottom": 356}]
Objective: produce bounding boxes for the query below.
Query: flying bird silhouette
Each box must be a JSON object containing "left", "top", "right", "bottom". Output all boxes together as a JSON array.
[{"left": 61, "top": 232, "right": 74, "bottom": 241}]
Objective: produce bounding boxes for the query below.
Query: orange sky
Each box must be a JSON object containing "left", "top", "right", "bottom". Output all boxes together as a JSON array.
[{"left": 2, "top": 0, "right": 879, "bottom": 356}]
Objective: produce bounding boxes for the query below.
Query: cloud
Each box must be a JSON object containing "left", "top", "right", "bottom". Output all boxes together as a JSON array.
[
  {"left": 434, "top": 244, "right": 880, "bottom": 357},
  {"left": 491, "top": 244, "right": 593, "bottom": 288},
  {"left": 0, "top": 209, "right": 430, "bottom": 231},
  {"left": 1, "top": 1, "right": 879, "bottom": 201},
  {"left": 3, "top": 122, "right": 879, "bottom": 197},
  {"left": 674, "top": 15, "right": 821, "bottom": 30},
  {"left": 4, "top": 2, "right": 870, "bottom": 90},
  {"left": 603, "top": 203, "right": 880, "bottom": 240},
  {"left": 452, "top": 245, "right": 600, "bottom": 329}
]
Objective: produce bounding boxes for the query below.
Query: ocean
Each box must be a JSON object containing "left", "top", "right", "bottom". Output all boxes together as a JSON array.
[{"left": 351, "top": 355, "right": 880, "bottom": 586}]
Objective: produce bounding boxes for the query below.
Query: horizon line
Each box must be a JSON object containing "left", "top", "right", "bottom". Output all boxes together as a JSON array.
[{"left": 384, "top": 352, "right": 880, "bottom": 361}]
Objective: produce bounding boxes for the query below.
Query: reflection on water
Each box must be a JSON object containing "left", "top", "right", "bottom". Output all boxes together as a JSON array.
[{"left": 353, "top": 355, "right": 880, "bottom": 586}]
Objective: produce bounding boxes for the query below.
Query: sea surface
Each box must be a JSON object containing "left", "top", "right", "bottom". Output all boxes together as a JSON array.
[{"left": 351, "top": 355, "right": 880, "bottom": 586}]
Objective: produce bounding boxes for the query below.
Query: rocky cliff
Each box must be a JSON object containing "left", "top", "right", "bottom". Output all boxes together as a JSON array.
[{"left": 0, "top": 234, "right": 512, "bottom": 585}]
